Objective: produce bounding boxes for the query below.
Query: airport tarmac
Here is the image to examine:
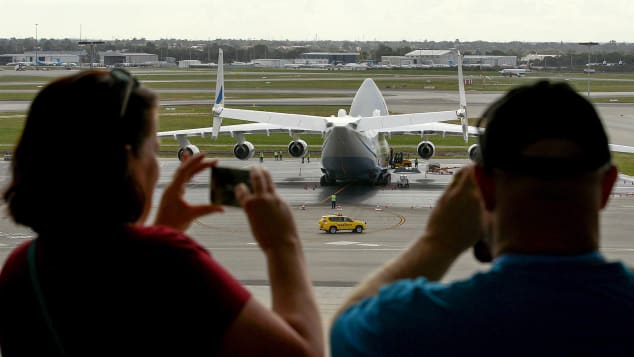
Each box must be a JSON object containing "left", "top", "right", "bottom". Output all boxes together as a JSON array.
[{"left": 1, "top": 158, "right": 634, "bottom": 332}]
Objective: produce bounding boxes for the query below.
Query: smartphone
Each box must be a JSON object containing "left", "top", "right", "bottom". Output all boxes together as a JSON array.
[
  {"left": 210, "top": 166, "right": 253, "bottom": 207},
  {"left": 472, "top": 239, "right": 493, "bottom": 263}
]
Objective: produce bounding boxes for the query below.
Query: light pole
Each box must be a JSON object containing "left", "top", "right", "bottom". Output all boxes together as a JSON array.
[
  {"left": 35, "top": 24, "right": 38, "bottom": 69},
  {"left": 579, "top": 42, "right": 598, "bottom": 97},
  {"left": 78, "top": 41, "right": 105, "bottom": 68}
]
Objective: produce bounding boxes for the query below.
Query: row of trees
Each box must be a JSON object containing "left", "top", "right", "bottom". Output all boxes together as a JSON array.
[{"left": 2, "top": 38, "right": 634, "bottom": 70}]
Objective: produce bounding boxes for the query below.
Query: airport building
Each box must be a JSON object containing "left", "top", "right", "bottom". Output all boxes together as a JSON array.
[
  {"left": 381, "top": 56, "right": 415, "bottom": 67},
  {"left": 0, "top": 50, "right": 157, "bottom": 67},
  {"left": 404, "top": 50, "right": 457, "bottom": 66},
  {"left": 381, "top": 52, "right": 518, "bottom": 69},
  {"left": 300, "top": 52, "right": 359, "bottom": 64},
  {"left": 100, "top": 52, "right": 159, "bottom": 66},
  {"left": 0, "top": 51, "right": 83, "bottom": 65},
  {"left": 463, "top": 55, "right": 517, "bottom": 68},
  {"left": 520, "top": 54, "right": 559, "bottom": 63},
  {"left": 178, "top": 59, "right": 202, "bottom": 68},
  {"left": 380, "top": 50, "right": 457, "bottom": 68},
  {"left": 252, "top": 58, "right": 293, "bottom": 68}
]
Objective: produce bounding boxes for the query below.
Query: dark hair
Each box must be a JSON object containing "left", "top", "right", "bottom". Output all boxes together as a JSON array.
[
  {"left": 3, "top": 70, "right": 158, "bottom": 234},
  {"left": 476, "top": 81, "right": 610, "bottom": 177}
]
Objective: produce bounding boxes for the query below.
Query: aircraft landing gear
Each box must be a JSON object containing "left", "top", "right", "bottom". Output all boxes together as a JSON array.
[
  {"left": 376, "top": 172, "right": 391, "bottom": 186},
  {"left": 320, "top": 175, "right": 335, "bottom": 187}
]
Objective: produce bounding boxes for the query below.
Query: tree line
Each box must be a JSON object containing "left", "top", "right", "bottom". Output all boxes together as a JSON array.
[{"left": 3, "top": 38, "right": 634, "bottom": 71}]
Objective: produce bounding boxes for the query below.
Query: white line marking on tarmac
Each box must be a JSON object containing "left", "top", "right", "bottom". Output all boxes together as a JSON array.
[
  {"left": 0, "top": 232, "right": 33, "bottom": 240},
  {"left": 326, "top": 241, "right": 360, "bottom": 246},
  {"left": 357, "top": 243, "right": 381, "bottom": 247},
  {"left": 602, "top": 248, "right": 634, "bottom": 252}
]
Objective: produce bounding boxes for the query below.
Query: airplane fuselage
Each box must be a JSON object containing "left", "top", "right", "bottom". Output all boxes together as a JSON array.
[
  {"left": 318, "top": 78, "right": 393, "bottom": 184},
  {"left": 320, "top": 125, "right": 387, "bottom": 184}
]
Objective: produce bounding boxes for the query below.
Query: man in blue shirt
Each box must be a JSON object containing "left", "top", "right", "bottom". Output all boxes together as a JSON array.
[{"left": 330, "top": 81, "right": 634, "bottom": 356}]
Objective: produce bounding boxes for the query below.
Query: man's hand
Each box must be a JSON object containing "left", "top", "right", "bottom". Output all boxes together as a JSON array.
[
  {"left": 423, "top": 165, "right": 485, "bottom": 256},
  {"left": 154, "top": 155, "right": 223, "bottom": 231}
]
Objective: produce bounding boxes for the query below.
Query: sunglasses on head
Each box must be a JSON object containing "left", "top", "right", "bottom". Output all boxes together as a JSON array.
[{"left": 110, "top": 68, "right": 139, "bottom": 119}]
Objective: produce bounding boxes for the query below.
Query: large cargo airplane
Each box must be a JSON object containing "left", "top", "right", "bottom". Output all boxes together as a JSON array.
[{"left": 158, "top": 49, "right": 479, "bottom": 186}]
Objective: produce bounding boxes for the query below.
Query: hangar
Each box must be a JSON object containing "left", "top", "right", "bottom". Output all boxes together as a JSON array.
[
  {"left": 382, "top": 51, "right": 518, "bottom": 69},
  {"left": 405, "top": 49, "right": 456, "bottom": 66},
  {"left": 463, "top": 55, "right": 517, "bottom": 68},
  {"left": 300, "top": 52, "right": 359, "bottom": 65},
  {"left": 100, "top": 51, "right": 158, "bottom": 66}
]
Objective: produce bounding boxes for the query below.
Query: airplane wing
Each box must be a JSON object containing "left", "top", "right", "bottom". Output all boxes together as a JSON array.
[
  {"left": 376, "top": 122, "right": 480, "bottom": 136},
  {"left": 158, "top": 106, "right": 329, "bottom": 141},
  {"left": 158, "top": 122, "right": 322, "bottom": 140},
  {"left": 355, "top": 110, "right": 458, "bottom": 131},
  {"left": 610, "top": 144, "right": 634, "bottom": 154},
  {"left": 220, "top": 108, "right": 328, "bottom": 132}
]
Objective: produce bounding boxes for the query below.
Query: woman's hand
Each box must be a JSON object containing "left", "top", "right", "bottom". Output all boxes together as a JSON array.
[
  {"left": 154, "top": 155, "right": 223, "bottom": 231},
  {"left": 234, "top": 167, "right": 299, "bottom": 252}
]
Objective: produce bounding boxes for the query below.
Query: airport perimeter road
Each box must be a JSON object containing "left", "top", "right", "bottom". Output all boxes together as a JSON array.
[{"left": 2, "top": 158, "right": 634, "bottom": 329}]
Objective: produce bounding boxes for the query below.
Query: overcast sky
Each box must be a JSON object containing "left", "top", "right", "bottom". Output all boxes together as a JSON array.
[{"left": 3, "top": 0, "right": 633, "bottom": 43}]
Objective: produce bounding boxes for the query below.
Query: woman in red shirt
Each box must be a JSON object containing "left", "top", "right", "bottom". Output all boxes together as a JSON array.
[{"left": 0, "top": 69, "right": 323, "bottom": 356}]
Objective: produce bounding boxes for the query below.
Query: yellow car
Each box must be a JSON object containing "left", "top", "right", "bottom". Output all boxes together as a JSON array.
[{"left": 319, "top": 214, "right": 367, "bottom": 234}]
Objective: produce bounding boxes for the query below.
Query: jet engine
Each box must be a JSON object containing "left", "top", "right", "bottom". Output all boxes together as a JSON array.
[
  {"left": 287, "top": 139, "right": 308, "bottom": 158},
  {"left": 233, "top": 141, "right": 255, "bottom": 160},
  {"left": 177, "top": 145, "right": 200, "bottom": 161},
  {"left": 416, "top": 141, "right": 435, "bottom": 160},
  {"left": 468, "top": 144, "right": 480, "bottom": 162}
]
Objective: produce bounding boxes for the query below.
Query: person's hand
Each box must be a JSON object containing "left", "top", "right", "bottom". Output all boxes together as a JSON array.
[
  {"left": 154, "top": 155, "right": 223, "bottom": 231},
  {"left": 422, "top": 165, "right": 485, "bottom": 256},
  {"left": 235, "top": 167, "right": 299, "bottom": 252}
]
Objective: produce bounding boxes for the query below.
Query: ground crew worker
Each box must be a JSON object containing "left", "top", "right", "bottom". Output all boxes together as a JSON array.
[
  {"left": 331, "top": 194, "right": 337, "bottom": 209},
  {"left": 415, "top": 158, "right": 419, "bottom": 168},
  {"left": 307, "top": 152, "right": 311, "bottom": 163},
  {"left": 260, "top": 151, "right": 264, "bottom": 163}
]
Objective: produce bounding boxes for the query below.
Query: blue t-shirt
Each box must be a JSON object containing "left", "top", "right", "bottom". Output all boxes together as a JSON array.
[{"left": 331, "top": 252, "right": 634, "bottom": 356}]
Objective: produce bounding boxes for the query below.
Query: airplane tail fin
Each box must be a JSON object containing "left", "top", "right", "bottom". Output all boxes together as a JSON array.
[
  {"left": 456, "top": 50, "right": 469, "bottom": 143},
  {"left": 212, "top": 49, "right": 224, "bottom": 140}
]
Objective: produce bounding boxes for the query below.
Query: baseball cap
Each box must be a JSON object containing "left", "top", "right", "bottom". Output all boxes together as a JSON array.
[{"left": 476, "top": 81, "right": 611, "bottom": 177}]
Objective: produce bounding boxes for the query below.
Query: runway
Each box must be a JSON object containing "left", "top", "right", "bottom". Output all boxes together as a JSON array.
[{"left": 2, "top": 158, "right": 634, "bottom": 330}]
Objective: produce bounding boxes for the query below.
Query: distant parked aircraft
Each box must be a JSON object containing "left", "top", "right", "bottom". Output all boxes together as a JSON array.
[{"left": 500, "top": 68, "right": 530, "bottom": 77}]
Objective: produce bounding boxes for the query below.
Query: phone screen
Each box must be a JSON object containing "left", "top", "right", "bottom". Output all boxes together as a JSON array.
[{"left": 210, "top": 166, "right": 252, "bottom": 207}]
